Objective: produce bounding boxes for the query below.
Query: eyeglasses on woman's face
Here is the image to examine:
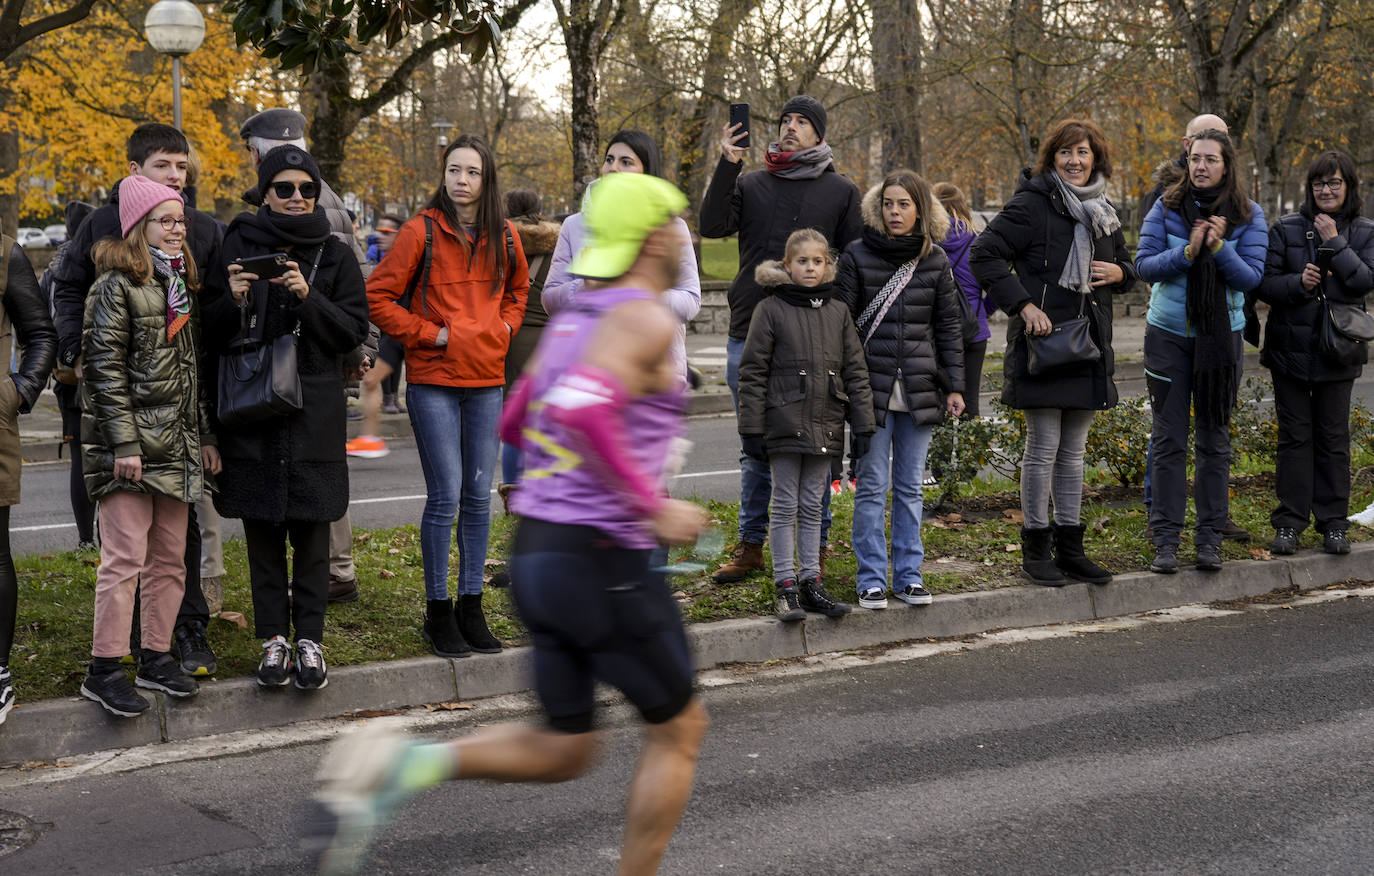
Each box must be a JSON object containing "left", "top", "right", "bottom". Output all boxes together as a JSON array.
[
  {"left": 271, "top": 180, "right": 319, "bottom": 200},
  {"left": 1188, "top": 154, "right": 1223, "bottom": 168},
  {"left": 1312, "top": 178, "right": 1345, "bottom": 193},
  {"left": 146, "top": 216, "right": 188, "bottom": 230}
]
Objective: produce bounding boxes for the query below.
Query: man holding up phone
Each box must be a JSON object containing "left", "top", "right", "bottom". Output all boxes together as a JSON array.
[{"left": 700, "top": 95, "right": 862, "bottom": 583}]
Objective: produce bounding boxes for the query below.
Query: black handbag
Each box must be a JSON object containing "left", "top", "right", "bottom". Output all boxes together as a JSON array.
[
  {"left": 1317, "top": 291, "right": 1374, "bottom": 367},
  {"left": 1025, "top": 285, "right": 1101, "bottom": 376},
  {"left": 217, "top": 247, "right": 323, "bottom": 427}
]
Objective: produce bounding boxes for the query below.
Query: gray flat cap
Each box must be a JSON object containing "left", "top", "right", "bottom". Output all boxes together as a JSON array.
[{"left": 239, "top": 108, "right": 307, "bottom": 141}]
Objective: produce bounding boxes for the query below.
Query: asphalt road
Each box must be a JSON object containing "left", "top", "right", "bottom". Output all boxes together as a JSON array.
[{"left": 2, "top": 595, "right": 1372, "bottom": 873}]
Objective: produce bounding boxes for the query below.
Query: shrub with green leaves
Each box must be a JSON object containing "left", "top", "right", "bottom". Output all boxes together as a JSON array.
[{"left": 1085, "top": 395, "right": 1152, "bottom": 485}]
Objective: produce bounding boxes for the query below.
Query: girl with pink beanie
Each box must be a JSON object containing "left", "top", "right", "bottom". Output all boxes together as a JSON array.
[{"left": 79, "top": 174, "right": 219, "bottom": 718}]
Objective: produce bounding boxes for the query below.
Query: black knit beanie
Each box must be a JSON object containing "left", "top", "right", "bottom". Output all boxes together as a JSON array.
[
  {"left": 778, "top": 96, "right": 827, "bottom": 142},
  {"left": 256, "top": 145, "right": 322, "bottom": 197}
]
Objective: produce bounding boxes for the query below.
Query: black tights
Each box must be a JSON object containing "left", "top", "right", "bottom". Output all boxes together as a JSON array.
[
  {"left": 0, "top": 507, "right": 14, "bottom": 664},
  {"left": 61, "top": 398, "right": 95, "bottom": 544}
]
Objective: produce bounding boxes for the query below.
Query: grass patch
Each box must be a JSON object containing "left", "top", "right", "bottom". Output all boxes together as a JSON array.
[{"left": 699, "top": 236, "right": 738, "bottom": 280}]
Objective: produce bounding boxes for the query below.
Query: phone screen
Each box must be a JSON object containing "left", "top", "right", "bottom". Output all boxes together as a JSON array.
[
  {"left": 729, "top": 103, "right": 750, "bottom": 149},
  {"left": 236, "top": 254, "right": 289, "bottom": 280}
]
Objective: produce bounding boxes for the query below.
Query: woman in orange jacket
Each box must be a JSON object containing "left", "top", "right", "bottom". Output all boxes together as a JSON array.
[{"left": 367, "top": 134, "right": 529, "bottom": 658}]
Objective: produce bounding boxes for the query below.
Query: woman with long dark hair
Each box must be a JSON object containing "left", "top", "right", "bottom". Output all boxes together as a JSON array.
[
  {"left": 1135, "top": 128, "right": 1267, "bottom": 573},
  {"left": 367, "top": 134, "right": 529, "bottom": 658},
  {"left": 971, "top": 119, "right": 1137, "bottom": 587},
  {"left": 1256, "top": 150, "right": 1373, "bottom": 555}
]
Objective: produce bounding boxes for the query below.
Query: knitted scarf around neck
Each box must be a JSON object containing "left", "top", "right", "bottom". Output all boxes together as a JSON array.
[
  {"left": 234, "top": 204, "right": 332, "bottom": 250},
  {"left": 1053, "top": 171, "right": 1120, "bottom": 295},
  {"left": 1180, "top": 181, "right": 1241, "bottom": 423},
  {"left": 150, "top": 247, "right": 190, "bottom": 341},
  {"left": 772, "top": 280, "right": 834, "bottom": 309},
  {"left": 764, "top": 142, "right": 834, "bottom": 180}
]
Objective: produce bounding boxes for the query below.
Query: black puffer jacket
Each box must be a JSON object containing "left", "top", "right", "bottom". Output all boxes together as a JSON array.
[
  {"left": 835, "top": 186, "right": 964, "bottom": 428},
  {"left": 202, "top": 214, "right": 369, "bottom": 523},
  {"left": 737, "top": 262, "right": 875, "bottom": 455},
  {"left": 1256, "top": 211, "right": 1374, "bottom": 381},
  {"left": 2, "top": 243, "right": 56, "bottom": 411},
  {"left": 970, "top": 169, "right": 1136, "bottom": 411}
]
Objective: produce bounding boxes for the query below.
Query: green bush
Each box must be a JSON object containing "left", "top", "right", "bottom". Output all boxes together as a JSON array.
[
  {"left": 1229, "top": 376, "right": 1278, "bottom": 465},
  {"left": 1085, "top": 394, "right": 1152, "bottom": 486},
  {"left": 927, "top": 403, "right": 1025, "bottom": 502}
]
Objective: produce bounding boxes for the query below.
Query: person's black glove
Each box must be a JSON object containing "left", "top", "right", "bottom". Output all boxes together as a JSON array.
[
  {"left": 741, "top": 434, "right": 768, "bottom": 462},
  {"left": 850, "top": 432, "right": 872, "bottom": 462}
]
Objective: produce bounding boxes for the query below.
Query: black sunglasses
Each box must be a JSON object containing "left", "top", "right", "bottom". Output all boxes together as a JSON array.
[{"left": 270, "top": 180, "right": 319, "bottom": 200}]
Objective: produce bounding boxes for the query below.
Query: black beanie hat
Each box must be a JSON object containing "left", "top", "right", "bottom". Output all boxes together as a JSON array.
[
  {"left": 257, "top": 145, "right": 322, "bottom": 198},
  {"left": 779, "top": 95, "right": 827, "bottom": 142}
]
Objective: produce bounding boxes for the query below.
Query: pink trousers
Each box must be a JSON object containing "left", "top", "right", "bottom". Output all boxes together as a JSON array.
[{"left": 91, "top": 491, "right": 189, "bottom": 658}]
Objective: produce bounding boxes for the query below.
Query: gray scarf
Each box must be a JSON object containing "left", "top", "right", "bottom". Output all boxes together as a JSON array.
[
  {"left": 765, "top": 142, "right": 834, "bottom": 180},
  {"left": 1053, "top": 171, "right": 1120, "bottom": 295}
]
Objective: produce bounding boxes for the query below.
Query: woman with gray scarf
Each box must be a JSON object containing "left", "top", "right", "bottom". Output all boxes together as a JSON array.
[{"left": 971, "top": 119, "right": 1137, "bottom": 587}]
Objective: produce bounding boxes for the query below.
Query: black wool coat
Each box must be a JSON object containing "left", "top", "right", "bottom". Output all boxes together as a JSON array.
[
  {"left": 834, "top": 186, "right": 964, "bottom": 428},
  {"left": 1255, "top": 211, "right": 1374, "bottom": 382},
  {"left": 970, "top": 170, "right": 1136, "bottom": 411},
  {"left": 201, "top": 220, "right": 369, "bottom": 523}
]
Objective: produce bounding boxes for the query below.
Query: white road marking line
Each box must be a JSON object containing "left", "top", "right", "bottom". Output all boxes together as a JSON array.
[{"left": 12, "top": 522, "right": 75, "bottom": 532}]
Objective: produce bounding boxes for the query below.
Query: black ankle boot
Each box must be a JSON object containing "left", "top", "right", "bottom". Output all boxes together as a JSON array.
[
  {"left": 1020, "top": 526, "right": 1065, "bottom": 586},
  {"left": 422, "top": 599, "right": 471, "bottom": 658},
  {"left": 456, "top": 594, "right": 502, "bottom": 653},
  {"left": 1052, "top": 523, "right": 1113, "bottom": 584}
]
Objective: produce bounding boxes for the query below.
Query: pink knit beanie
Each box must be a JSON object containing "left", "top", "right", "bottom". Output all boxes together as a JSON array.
[{"left": 118, "top": 175, "right": 184, "bottom": 237}]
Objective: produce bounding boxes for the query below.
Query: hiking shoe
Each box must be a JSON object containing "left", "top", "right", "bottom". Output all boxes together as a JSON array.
[
  {"left": 81, "top": 668, "right": 149, "bottom": 718},
  {"left": 329, "top": 576, "right": 359, "bottom": 604},
  {"left": 1323, "top": 529, "right": 1351, "bottom": 555},
  {"left": 497, "top": 483, "right": 517, "bottom": 515},
  {"left": 1222, "top": 518, "right": 1251, "bottom": 542},
  {"left": 136, "top": 652, "right": 199, "bottom": 698},
  {"left": 303, "top": 719, "right": 418, "bottom": 875},
  {"left": 713, "top": 540, "right": 765, "bottom": 583},
  {"left": 258, "top": 635, "right": 293, "bottom": 687},
  {"left": 174, "top": 619, "right": 217, "bottom": 676},
  {"left": 0, "top": 666, "right": 13, "bottom": 725},
  {"left": 345, "top": 435, "right": 389, "bottom": 459},
  {"left": 858, "top": 587, "right": 889, "bottom": 610},
  {"left": 1270, "top": 527, "right": 1299, "bottom": 556},
  {"left": 1195, "top": 544, "right": 1222, "bottom": 571},
  {"left": 1150, "top": 544, "right": 1179, "bottom": 574},
  {"left": 773, "top": 581, "right": 805, "bottom": 622},
  {"left": 894, "top": 583, "right": 933, "bottom": 605},
  {"left": 798, "top": 578, "right": 851, "bottom": 617},
  {"left": 295, "top": 639, "right": 329, "bottom": 690}
]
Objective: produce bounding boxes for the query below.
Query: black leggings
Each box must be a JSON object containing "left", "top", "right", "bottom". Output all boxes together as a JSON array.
[
  {"left": 0, "top": 507, "right": 14, "bottom": 663},
  {"left": 59, "top": 390, "right": 95, "bottom": 544}
]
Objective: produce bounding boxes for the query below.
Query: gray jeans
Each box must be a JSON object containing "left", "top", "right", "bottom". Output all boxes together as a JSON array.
[
  {"left": 769, "top": 453, "right": 831, "bottom": 583},
  {"left": 1021, "top": 408, "right": 1095, "bottom": 529}
]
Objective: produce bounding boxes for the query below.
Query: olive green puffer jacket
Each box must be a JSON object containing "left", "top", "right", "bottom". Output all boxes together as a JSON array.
[{"left": 80, "top": 268, "right": 212, "bottom": 503}]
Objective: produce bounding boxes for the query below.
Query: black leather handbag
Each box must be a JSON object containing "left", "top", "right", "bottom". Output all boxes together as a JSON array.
[
  {"left": 1025, "top": 285, "right": 1101, "bottom": 376},
  {"left": 1317, "top": 291, "right": 1374, "bottom": 366}
]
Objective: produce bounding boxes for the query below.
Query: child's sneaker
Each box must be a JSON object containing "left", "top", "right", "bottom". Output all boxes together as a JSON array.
[
  {"left": 858, "top": 587, "right": 889, "bottom": 610},
  {"left": 773, "top": 581, "right": 805, "bottom": 622},
  {"left": 798, "top": 578, "right": 851, "bottom": 617},
  {"left": 894, "top": 583, "right": 933, "bottom": 606}
]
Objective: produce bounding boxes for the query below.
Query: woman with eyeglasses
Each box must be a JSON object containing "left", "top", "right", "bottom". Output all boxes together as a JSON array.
[
  {"left": 1135, "top": 129, "right": 1267, "bottom": 574},
  {"left": 1254, "top": 151, "right": 1374, "bottom": 556},
  {"left": 203, "top": 146, "right": 369, "bottom": 691}
]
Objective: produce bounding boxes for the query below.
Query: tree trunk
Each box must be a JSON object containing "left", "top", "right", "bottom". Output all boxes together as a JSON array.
[
  {"left": 870, "top": 0, "right": 923, "bottom": 171},
  {"left": 307, "top": 57, "right": 360, "bottom": 190},
  {"left": 556, "top": 0, "right": 625, "bottom": 201}
]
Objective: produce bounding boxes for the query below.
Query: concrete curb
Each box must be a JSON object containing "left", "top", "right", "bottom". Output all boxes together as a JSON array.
[{"left": 3, "top": 541, "right": 1369, "bottom": 764}]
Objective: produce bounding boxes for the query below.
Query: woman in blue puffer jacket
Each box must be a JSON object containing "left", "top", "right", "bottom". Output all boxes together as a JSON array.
[{"left": 1135, "top": 128, "right": 1266, "bottom": 575}]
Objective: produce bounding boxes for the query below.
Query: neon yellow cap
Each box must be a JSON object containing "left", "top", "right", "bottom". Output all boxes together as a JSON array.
[{"left": 569, "top": 173, "right": 689, "bottom": 279}]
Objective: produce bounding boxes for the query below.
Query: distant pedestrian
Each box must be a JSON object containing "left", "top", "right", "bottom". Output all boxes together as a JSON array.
[
  {"left": 346, "top": 213, "right": 408, "bottom": 460},
  {"left": 1256, "top": 150, "right": 1373, "bottom": 556},
  {"left": 701, "top": 97, "right": 862, "bottom": 584},
  {"left": 78, "top": 177, "right": 214, "bottom": 717},
  {"left": 739, "top": 229, "right": 872, "bottom": 621},
  {"left": 1135, "top": 128, "right": 1267, "bottom": 574},
  {"left": 971, "top": 119, "right": 1136, "bottom": 587},
  {"left": 838, "top": 170, "right": 965, "bottom": 609},
  {"left": 933, "top": 182, "right": 995, "bottom": 416}
]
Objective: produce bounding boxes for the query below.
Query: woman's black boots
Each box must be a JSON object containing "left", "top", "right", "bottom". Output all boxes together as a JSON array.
[
  {"left": 457, "top": 594, "right": 503, "bottom": 653},
  {"left": 1020, "top": 526, "right": 1065, "bottom": 586},
  {"left": 1052, "top": 523, "right": 1113, "bottom": 584},
  {"left": 423, "top": 599, "right": 471, "bottom": 658}
]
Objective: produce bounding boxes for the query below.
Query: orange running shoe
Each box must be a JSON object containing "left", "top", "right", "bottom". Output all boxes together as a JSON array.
[{"left": 346, "top": 435, "right": 389, "bottom": 459}]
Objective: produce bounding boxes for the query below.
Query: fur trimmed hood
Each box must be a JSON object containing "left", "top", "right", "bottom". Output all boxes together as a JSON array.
[
  {"left": 511, "top": 218, "right": 562, "bottom": 258},
  {"left": 860, "top": 184, "right": 950, "bottom": 242},
  {"left": 754, "top": 258, "right": 836, "bottom": 288},
  {"left": 1151, "top": 155, "right": 1186, "bottom": 192}
]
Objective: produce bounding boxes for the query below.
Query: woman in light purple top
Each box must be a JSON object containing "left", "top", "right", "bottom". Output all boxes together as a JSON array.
[
  {"left": 934, "top": 181, "right": 995, "bottom": 417},
  {"left": 545, "top": 130, "right": 701, "bottom": 378}
]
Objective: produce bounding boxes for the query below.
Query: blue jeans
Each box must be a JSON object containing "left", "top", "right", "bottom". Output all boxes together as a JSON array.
[
  {"left": 500, "top": 441, "right": 522, "bottom": 487},
  {"left": 726, "top": 336, "right": 832, "bottom": 544},
  {"left": 851, "top": 413, "right": 933, "bottom": 595},
  {"left": 407, "top": 384, "right": 503, "bottom": 599}
]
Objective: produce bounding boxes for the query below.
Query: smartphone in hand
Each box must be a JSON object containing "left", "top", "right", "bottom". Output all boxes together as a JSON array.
[
  {"left": 729, "top": 103, "right": 750, "bottom": 148},
  {"left": 234, "top": 252, "right": 290, "bottom": 280},
  {"left": 1316, "top": 246, "right": 1335, "bottom": 277}
]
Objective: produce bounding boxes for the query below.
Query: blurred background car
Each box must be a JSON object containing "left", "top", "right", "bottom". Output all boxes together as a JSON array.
[
  {"left": 43, "top": 223, "right": 68, "bottom": 245},
  {"left": 16, "top": 227, "right": 51, "bottom": 248}
]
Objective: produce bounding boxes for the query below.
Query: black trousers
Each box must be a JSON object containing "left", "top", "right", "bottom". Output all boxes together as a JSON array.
[
  {"left": 243, "top": 518, "right": 330, "bottom": 643},
  {"left": 963, "top": 340, "right": 988, "bottom": 417},
  {"left": 177, "top": 504, "right": 208, "bottom": 626},
  {"left": 1271, "top": 372, "right": 1353, "bottom": 533}
]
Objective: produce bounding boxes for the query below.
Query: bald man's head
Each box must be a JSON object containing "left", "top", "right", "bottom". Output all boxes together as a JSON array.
[{"left": 1185, "top": 114, "right": 1228, "bottom": 141}]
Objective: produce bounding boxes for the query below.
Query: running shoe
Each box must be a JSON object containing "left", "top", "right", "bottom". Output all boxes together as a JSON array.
[
  {"left": 345, "top": 435, "right": 389, "bottom": 459},
  {"left": 295, "top": 639, "right": 329, "bottom": 690},
  {"left": 257, "top": 635, "right": 293, "bottom": 687}
]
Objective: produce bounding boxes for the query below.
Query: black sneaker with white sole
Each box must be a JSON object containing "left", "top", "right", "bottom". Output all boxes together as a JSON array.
[
  {"left": 258, "top": 635, "right": 293, "bottom": 687},
  {"left": 136, "top": 651, "right": 199, "bottom": 698},
  {"left": 858, "top": 587, "right": 889, "bottom": 610},
  {"left": 894, "top": 583, "right": 933, "bottom": 605},
  {"left": 81, "top": 668, "right": 150, "bottom": 718},
  {"left": 295, "top": 638, "right": 329, "bottom": 690},
  {"left": 798, "top": 578, "right": 851, "bottom": 617}
]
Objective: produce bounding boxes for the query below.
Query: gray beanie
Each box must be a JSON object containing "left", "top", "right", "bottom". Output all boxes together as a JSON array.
[{"left": 779, "top": 95, "right": 827, "bottom": 141}]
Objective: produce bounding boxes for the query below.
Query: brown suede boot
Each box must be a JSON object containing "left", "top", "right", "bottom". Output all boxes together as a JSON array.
[{"left": 712, "top": 540, "right": 765, "bottom": 583}]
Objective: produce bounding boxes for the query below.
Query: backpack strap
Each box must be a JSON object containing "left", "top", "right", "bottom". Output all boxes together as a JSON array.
[{"left": 398, "top": 216, "right": 434, "bottom": 314}]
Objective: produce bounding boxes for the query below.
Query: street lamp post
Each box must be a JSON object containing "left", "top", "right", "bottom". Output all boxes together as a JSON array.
[
  {"left": 432, "top": 121, "right": 455, "bottom": 152},
  {"left": 144, "top": 0, "right": 206, "bottom": 130}
]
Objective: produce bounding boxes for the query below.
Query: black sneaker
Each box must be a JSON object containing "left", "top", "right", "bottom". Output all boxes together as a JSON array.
[
  {"left": 1270, "top": 527, "right": 1299, "bottom": 555},
  {"left": 1150, "top": 544, "right": 1179, "bottom": 574},
  {"left": 0, "top": 665, "right": 13, "bottom": 725},
  {"left": 136, "top": 652, "right": 199, "bottom": 698},
  {"left": 174, "top": 619, "right": 217, "bottom": 676},
  {"left": 295, "top": 639, "right": 329, "bottom": 690},
  {"left": 1196, "top": 543, "right": 1222, "bottom": 571},
  {"left": 798, "top": 578, "right": 851, "bottom": 617},
  {"left": 258, "top": 635, "right": 293, "bottom": 687},
  {"left": 81, "top": 668, "right": 150, "bottom": 718},
  {"left": 773, "top": 581, "right": 805, "bottom": 622},
  {"left": 1323, "top": 529, "right": 1351, "bottom": 555},
  {"left": 894, "top": 583, "right": 934, "bottom": 605}
]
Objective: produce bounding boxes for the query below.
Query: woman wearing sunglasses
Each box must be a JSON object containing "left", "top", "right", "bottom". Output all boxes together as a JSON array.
[{"left": 203, "top": 146, "right": 369, "bottom": 691}]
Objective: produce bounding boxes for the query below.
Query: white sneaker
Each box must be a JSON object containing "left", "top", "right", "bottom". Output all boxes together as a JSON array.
[
  {"left": 858, "top": 587, "right": 889, "bottom": 610},
  {"left": 1348, "top": 501, "right": 1374, "bottom": 527}
]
